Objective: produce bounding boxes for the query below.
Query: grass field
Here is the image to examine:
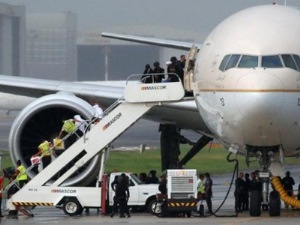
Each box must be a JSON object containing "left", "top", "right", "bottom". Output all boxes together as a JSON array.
[
  {"left": 2, "top": 144, "right": 300, "bottom": 177},
  {"left": 105, "top": 144, "right": 300, "bottom": 175}
]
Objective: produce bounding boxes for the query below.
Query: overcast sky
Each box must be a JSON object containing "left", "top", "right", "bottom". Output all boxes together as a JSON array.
[{"left": 3, "top": 0, "right": 300, "bottom": 41}]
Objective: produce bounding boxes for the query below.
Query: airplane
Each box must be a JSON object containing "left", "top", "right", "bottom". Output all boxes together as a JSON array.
[{"left": 0, "top": 3, "right": 299, "bottom": 216}]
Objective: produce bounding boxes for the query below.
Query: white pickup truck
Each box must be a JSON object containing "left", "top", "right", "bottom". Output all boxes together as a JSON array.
[{"left": 107, "top": 172, "right": 159, "bottom": 212}]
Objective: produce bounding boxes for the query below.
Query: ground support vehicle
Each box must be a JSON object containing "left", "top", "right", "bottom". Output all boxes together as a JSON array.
[
  {"left": 5, "top": 76, "right": 184, "bottom": 217},
  {"left": 153, "top": 169, "right": 198, "bottom": 217}
]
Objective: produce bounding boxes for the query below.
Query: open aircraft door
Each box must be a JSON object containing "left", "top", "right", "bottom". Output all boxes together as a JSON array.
[{"left": 183, "top": 45, "right": 199, "bottom": 92}]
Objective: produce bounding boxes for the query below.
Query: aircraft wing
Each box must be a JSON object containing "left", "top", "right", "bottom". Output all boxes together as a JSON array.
[
  {"left": 0, "top": 74, "right": 122, "bottom": 101},
  {"left": 101, "top": 32, "right": 201, "bottom": 50},
  {"left": 0, "top": 74, "right": 212, "bottom": 134}
]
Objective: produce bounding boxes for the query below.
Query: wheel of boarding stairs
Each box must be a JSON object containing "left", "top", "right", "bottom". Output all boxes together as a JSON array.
[{"left": 62, "top": 198, "right": 83, "bottom": 216}]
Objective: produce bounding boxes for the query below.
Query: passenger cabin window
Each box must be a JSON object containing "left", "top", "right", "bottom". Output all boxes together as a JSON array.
[
  {"left": 262, "top": 55, "right": 282, "bottom": 68},
  {"left": 238, "top": 55, "right": 258, "bottom": 68}
]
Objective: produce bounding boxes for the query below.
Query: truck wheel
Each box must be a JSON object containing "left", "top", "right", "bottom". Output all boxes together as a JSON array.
[
  {"left": 147, "top": 198, "right": 157, "bottom": 214},
  {"left": 63, "top": 198, "right": 82, "bottom": 216}
]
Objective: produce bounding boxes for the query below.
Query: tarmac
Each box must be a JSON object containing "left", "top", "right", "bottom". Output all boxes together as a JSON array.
[{"left": 0, "top": 202, "right": 300, "bottom": 225}]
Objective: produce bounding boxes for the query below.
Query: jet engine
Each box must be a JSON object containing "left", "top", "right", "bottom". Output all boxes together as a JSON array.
[{"left": 9, "top": 92, "right": 101, "bottom": 186}]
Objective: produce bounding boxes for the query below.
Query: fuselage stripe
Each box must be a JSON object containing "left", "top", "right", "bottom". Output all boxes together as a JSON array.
[{"left": 198, "top": 89, "right": 300, "bottom": 93}]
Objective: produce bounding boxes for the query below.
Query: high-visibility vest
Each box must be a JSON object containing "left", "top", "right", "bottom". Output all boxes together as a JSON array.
[
  {"left": 198, "top": 179, "right": 205, "bottom": 194},
  {"left": 62, "top": 119, "right": 77, "bottom": 133},
  {"left": 17, "top": 165, "right": 28, "bottom": 181},
  {"left": 39, "top": 141, "right": 51, "bottom": 156}
]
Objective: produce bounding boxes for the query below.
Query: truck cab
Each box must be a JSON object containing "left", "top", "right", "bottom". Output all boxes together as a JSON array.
[{"left": 107, "top": 172, "right": 159, "bottom": 212}]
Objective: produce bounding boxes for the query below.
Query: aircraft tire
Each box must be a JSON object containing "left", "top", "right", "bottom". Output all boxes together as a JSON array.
[
  {"left": 250, "top": 190, "right": 261, "bottom": 217},
  {"left": 269, "top": 191, "right": 281, "bottom": 217}
]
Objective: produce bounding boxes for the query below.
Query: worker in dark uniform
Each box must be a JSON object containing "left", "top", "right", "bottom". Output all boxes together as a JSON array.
[
  {"left": 116, "top": 173, "right": 130, "bottom": 218},
  {"left": 250, "top": 172, "right": 262, "bottom": 190},
  {"left": 141, "top": 64, "right": 153, "bottom": 83},
  {"left": 249, "top": 171, "right": 262, "bottom": 205},
  {"left": 282, "top": 171, "right": 295, "bottom": 209},
  {"left": 111, "top": 173, "right": 130, "bottom": 218},
  {"left": 204, "top": 172, "right": 213, "bottom": 214},
  {"left": 167, "top": 56, "right": 183, "bottom": 83},
  {"left": 110, "top": 175, "right": 119, "bottom": 217},
  {"left": 179, "top": 54, "right": 186, "bottom": 69},
  {"left": 234, "top": 172, "right": 245, "bottom": 212},
  {"left": 153, "top": 61, "right": 165, "bottom": 83},
  {"left": 243, "top": 173, "right": 250, "bottom": 211},
  {"left": 158, "top": 174, "right": 167, "bottom": 195},
  {"left": 146, "top": 170, "right": 159, "bottom": 184}
]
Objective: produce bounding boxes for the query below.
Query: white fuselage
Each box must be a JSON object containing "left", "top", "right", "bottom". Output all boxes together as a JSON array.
[{"left": 194, "top": 5, "right": 300, "bottom": 156}]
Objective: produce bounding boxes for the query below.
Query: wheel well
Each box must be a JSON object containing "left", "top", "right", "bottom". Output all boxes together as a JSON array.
[
  {"left": 58, "top": 196, "right": 82, "bottom": 207},
  {"left": 146, "top": 195, "right": 157, "bottom": 206},
  {"left": 146, "top": 195, "right": 157, "bottom": 212}
]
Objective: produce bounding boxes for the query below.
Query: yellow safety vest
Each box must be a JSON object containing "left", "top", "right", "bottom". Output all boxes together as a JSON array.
[
  {"left": 17, "top": 165, "right": 28, "bottom": 181},
  {"left": 39, "top": 141, "right": 51, "bottom": 156},
  {"left": 62, "top": 119, "right": 77, "bottom": 133},
  {"left": 198, "top": 179, "right": 205, "bottom": 194}
]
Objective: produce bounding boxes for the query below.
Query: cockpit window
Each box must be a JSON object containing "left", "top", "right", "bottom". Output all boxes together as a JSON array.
[
  {"left": 292, "top": 55, "right": 300, "bottom": 71},
  {"left": 219, "top": 55, "right": 230, "bottom": 71},
  {"left": 282, "top": 54, "right": 297, "bottom": 71},
  {"left": 219, "top": 54, "right": 300, "bottom": 72},
  {"left": 238, "top": 55, "right": 258, "bottom": 68},
  {"left": 225, "top": 54, "right": 240, "bottom": 70},
  {"left": 262, "top": 55, "right": 283, "bottom": 68}
]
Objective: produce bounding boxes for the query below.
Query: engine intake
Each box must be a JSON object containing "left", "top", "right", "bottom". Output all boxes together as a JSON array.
[{"left": 9, "top": 92, "right": 101, "bottom": 186}]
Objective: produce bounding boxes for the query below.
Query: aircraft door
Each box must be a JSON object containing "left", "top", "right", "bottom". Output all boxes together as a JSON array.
[{"left": 183, "top": 45, "right": 199, "bottom": 92}]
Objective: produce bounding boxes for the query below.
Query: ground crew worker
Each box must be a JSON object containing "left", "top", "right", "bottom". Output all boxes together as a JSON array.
[
  {"left": 196, "top": 174, "right": 205, "bottom": 215},
  {"left": 110, "top": 175, "right": 119, "bottom": 218},
  {"left": 153, "top": 61, "right": 165, "bottom": 83},
  {"left": 204, "top": 172, "right": 213, "bottom": 214},
  {"left": 166, "top": 56, "right": 184, "bottom": 83},
  {"left": 93, "top": 103, "right": 104, "bottom": 122},
  {"left": 15, "top": 159, "right": 28, "bottom": 188},
  {"left": 282, "top": 171, "right": 295, "bottom": 209},
  {"left": 58, "top": 118, "right": 77, "bottom": 137},
  {"left": 235, "top": 172, "right": 245, "bottom": 212},
  {"left": 115, "top": 174, "right": 130, "bottom": 218},
  {"left": 33, "top": 140, "right": 53, "bottom": 169},
  {"left": 57, "top": 118, "right": 78, "bottom": 152},
  {"left": 74, "top": 114, "right": 88, "bottom": 136}
]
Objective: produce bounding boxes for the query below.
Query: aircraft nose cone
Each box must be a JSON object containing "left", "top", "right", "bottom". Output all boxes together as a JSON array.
[{"left": 235, "top": 72, "right": 284, "bottom": 120}]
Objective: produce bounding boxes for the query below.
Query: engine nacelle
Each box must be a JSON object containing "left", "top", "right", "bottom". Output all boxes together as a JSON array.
[{"left": 9, "top": 92, "right": 101, "bottom": 186}]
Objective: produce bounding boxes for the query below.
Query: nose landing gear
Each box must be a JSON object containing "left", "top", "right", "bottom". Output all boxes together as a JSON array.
[{"left": 246, "top": 145, "right": 283, "bottom": 217}]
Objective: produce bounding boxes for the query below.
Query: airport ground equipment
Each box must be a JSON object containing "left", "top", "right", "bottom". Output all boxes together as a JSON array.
[
  {"left": 5, "top": 75, "right": 185, "bottom": 216},
  {"left": 153, "top": 169, "right": 198, "bottom": 217}
]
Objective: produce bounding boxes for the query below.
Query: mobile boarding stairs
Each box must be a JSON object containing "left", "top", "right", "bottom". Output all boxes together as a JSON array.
[{"left": 6, "top": 74, "right": 186, "bottom": 215}]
